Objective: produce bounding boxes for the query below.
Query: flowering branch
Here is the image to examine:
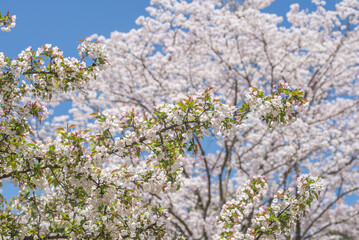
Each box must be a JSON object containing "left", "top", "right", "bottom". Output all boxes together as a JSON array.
[
  {"left": 0, "top": 11, "right": 16, "bottom": 32},
  {"left": 215, "top": 175, "right": 324, "bottom": 240}
]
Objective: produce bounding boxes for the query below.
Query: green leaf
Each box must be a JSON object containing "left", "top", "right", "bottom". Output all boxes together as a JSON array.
[
  {"left": 313, "top": 191, "right": 319, "bottom": 200},
  {"left": 270, "top": 216, "right": 279, "bottom": 222}
]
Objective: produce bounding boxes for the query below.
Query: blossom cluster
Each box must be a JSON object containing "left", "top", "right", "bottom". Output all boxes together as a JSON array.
[
  {"left": 245, "top": 83, "right": 308, "bottom": 128},
  {"left": 0, "top": 41, "right": 108, "bottom": 130},
  {"left": 78, "top": 39, "right": 107, "bottom": 62},
  {"left": 214, "top": 177, "right": 268, "bottom": 239},
  {"left": 24, "top": 100, "right": 49, "bottom": 121},
  {"left": 0, "top": 11, "right": 15, "bottom": 32},
  {"left": 215, "top": 175, "right": 323, "bottom": 239}
]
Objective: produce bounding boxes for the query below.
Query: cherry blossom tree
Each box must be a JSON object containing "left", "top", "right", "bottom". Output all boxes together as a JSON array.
[
  {"left": 0, "top": 15, "right": 321, "bottom": 239},
  {"left": 2, "top": 0, "right": 359, "bottom": 238},
  {"left": 41, "top": 0, "right": 358, "bottom": 239}
]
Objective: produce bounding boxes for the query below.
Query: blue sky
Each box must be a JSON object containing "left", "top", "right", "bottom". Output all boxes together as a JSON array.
[
  {"left": 0, "top": 0, "right": 149, "bottom": 58},
  {"left": 0, "top": 0, "right": 342, "bottom": 199},
  {"left": 0, "top": 0, "right": 336, "bottom": 58}
]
